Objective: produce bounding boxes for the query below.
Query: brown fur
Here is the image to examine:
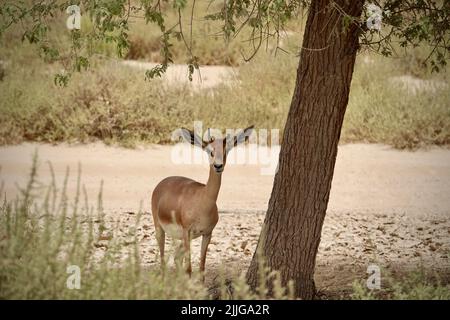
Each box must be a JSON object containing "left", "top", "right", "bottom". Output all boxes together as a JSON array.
[{"left": 151, "top": 126, "right": 254, "bottom": 277}]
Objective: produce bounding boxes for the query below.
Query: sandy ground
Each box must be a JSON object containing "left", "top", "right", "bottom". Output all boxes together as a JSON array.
[
  {"left": 1, "top": 143, "right": 449, "bottom": 295},
  {"left": 121, "top": 60, "right": 237, "bottom": 90},
  {"left": 120, "top": 59, "right": 448, "bottom": 95}
]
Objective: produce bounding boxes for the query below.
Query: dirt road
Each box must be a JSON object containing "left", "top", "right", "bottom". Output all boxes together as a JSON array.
[
  {"left": 1, "top": 143, "right": 449, "bottom": 295},
  {"left": 1, "top": 143, "right": 449, "bottom": 216}
]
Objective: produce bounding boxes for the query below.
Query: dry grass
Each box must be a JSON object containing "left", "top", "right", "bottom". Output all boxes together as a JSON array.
[
  {"left": 0, "top": 158, "right": 294, "bottom": 299},
  {"left": 1, "top": 160, "right": 449, "bottom": 299},
  {"left": 0, "top": 7, "right": 449, "bottom": 149}
]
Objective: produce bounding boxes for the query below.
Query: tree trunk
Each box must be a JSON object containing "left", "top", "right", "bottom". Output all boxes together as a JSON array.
[{"left": 246, "top": 0, "right": 365, "bottom": 299}]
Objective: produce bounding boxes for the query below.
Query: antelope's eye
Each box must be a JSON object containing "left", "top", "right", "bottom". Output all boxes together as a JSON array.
[{"left": 210, "top": 151, "right": 214, "bottom": 157}]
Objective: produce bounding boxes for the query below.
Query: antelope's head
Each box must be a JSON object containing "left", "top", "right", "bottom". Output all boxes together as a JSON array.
[{"left": 180, "top": 126, "right": 254, "bottom": 174}]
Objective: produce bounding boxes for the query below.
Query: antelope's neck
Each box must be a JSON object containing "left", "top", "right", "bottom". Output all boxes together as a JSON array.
[{"left": 205, "top": 166, "right": 222, "bottom": 201}]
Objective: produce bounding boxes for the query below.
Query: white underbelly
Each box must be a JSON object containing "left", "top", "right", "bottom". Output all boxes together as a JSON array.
[
  {"left": 190, "top": 223, "right": 213, "bottom": 239},
  {"left": 160, "top": 222, "right": 211, "bottom": 240},
  {"left": 160, "top": 222, "right": 184, "bottom": 239}
]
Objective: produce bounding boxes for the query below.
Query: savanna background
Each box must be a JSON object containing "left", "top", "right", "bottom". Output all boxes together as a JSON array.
[{"left": 0, "top": 1, "right": 449, "bottom": 299}]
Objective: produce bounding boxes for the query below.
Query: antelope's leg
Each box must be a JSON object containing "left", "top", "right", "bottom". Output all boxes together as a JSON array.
[
  {"left": 182, "top": 229, "right": 192, "bottom": 276},
  {"left": 200, "top": 233, "right": 212, "bottom": 278},
  {"left": 155, "top": 226, "right": 165, "bottom": 268},
  {"left": 174, "top": 241, "right": 184, "bottom": 267}
]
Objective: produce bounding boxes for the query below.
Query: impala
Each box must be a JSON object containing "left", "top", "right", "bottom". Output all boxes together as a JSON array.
[{"left": 151, "top": 125, "right": 254, "bottom": 277}]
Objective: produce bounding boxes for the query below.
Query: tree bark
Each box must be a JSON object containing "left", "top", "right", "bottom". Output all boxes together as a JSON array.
[{"left": 246, "top": 0, "right": 365, "bottom": 299}]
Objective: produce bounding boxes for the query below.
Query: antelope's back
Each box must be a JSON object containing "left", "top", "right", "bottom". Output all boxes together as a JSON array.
[{"left": 151, "top": 176, "right": 204, "bottom": 225}]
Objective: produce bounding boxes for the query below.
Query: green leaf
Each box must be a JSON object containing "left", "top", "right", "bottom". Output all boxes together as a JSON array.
[{"left": 173, "top": 0, "right": 187, "bottom": 10}]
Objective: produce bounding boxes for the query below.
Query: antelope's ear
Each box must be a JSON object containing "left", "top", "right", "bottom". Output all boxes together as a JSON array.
[
  {"left": 224, "top": 133, "right": 233, "bottom": 153},
  {"left": 180, "top": 128, "right": 206, "bottom": 148},
  {"left": 233, "top": 125, "right": 254, "bottom": 147}
]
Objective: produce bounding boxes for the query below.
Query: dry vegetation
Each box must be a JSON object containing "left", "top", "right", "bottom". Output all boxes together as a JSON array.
[
  {"left": 0, "top": 161, "right": 295, "bottom": 299},
  {"left": 0, "top": 5, "right": 449, "bottom": 149},
  {"left": 1, "top": 161, "right": 449, "bottom": 299}
]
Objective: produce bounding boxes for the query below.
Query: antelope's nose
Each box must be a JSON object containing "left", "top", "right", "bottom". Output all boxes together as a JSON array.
[{"left": 213, "top": 164, "right": 224, "bottom": 171}]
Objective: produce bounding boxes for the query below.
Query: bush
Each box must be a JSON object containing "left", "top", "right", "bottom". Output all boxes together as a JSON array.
[
  {"left": 351, "top": 269, "right": 450, "bottom": 300},
  {"left": 0, "top": 157, "right": 294, "bottom": 299}
]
